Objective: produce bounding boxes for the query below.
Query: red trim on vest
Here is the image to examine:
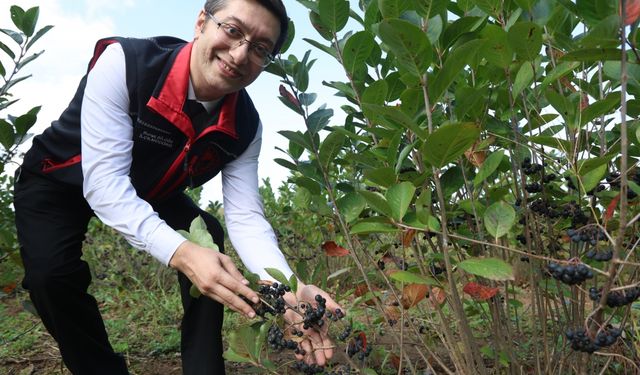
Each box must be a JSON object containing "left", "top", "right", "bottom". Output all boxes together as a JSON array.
[
  {"left": 88, "top": 39, "right": 119, "bottom": 72},
  {"left": 146, "top": 43, "right": 194, "bottom": 140},
  {"left": 215, "top": 93, "right": 239, "bottom": 139},
  {"left": 42, "top": 154, "right": 82, "bottom": 173}
]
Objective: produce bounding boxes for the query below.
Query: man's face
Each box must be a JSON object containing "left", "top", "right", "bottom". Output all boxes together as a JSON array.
[{"left": 190, "top": 0, "right": 281, "bottom": 101}]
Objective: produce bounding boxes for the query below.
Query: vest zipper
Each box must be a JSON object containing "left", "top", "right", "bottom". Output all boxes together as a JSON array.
[{"left": 183, "top": 142, "right": 193, "bottom": 188}]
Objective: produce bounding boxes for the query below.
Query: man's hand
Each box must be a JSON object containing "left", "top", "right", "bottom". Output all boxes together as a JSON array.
[
  {"left": 283, "top": 282, "right": 343, "bottom": 366},
  {"left": 169, "top": 240, "right": 259, "bottom": 318}
]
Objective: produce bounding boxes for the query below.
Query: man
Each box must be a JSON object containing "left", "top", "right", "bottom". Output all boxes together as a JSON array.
[{"left": 13, "top": 0, "right": 340, "bottom": 373}]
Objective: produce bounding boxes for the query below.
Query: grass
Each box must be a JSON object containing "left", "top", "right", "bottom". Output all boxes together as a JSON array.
[{"left": 0, "top": 218, "right": 250, "bottom": 374}]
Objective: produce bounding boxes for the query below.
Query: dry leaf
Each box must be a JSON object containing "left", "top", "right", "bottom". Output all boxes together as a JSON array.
[
  {"left": 401, "top": 283, "right": 429, "bottom": 309},
  {"left": 321, "top": 241, "right": 350, "bottom": 257},
  {"left": 463, "top": 282, "right": 499, "bottom": 301},
  {"left": 402, "top": 229, "right": 416, "bottom": 247},
  {"left": 430, "top": 286, "right": 446, "bottom": 306}
]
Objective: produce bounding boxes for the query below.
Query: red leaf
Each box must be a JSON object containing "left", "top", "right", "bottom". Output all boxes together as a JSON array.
[
  {"left": 279, "top": 84, "right": 300, "bottom": 108},
  {"left": 358, "top": 332, "right": 367, "bottom": 351},
  {"left": 2, "top": 282, "right": 16, "bottom": 294},
  {"left": 463, "top": 282, "right": 499, "bottom": 301},
  {"left": 605, "top": 193, "right": 621, "bottom": 224},
  {"left": 390, "top": 354, "right": 401, "bottom": 370},
  {"left": 322, "top": 241, "right": 350, "bottom": 257},
  {"left": 622, "top": 0, "right": 640, "bottom": 25},
  {"left": 401, "top": 284, "right": 429, "bottom": 309},
  {"left": 402, "top": 229, "right": 416, "bottom": 247}
]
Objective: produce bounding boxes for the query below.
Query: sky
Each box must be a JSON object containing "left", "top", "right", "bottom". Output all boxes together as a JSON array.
[{"left": 1, "top": 0, "right": 354, "bottom": 205}]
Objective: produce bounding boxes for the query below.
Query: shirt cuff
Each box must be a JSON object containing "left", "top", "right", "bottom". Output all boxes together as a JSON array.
[{"left": 148, "top": 224, "right": 188, "bottom": 266}]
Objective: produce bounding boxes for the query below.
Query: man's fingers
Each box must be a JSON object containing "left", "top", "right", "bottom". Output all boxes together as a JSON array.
[
  {"left": 219, "top": 253, "right": 250, "bottom": 282},
  {"left": 204, "top": 281, "right": 256, "bottom": 318}
]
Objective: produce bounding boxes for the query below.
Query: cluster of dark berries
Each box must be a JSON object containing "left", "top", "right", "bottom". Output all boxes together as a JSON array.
[
  {"left": 529, "top": 199, "right": 561, "bottom": 218},
  {"left": 561, "top": 201, "right": 589, "bottom": 228},
  {"left": 542, "top": 173, "right": 557, "bottom": 183},
  {"left": 429, "top": 262, "right": 445, "bottom": 276},
  {"left": 566, "top": 327, "right": 622, "bottom": 353},
  {"left": 525, "top": 182, "right": 543, "bottom": 193},
  {"left": 337, "top": 325, "right": 352, "bottom": 341},
  {"left": 589, "top": 287, "right": 640, "bottom": 307},
  {"left": 302, "top": 295, "right": 328, "bottom": 329},
  {"left": 292, "top": 361, "right": 325, "bottom": 374},
  {"left": 267, "top": 324, "right": 298, "bottom": 351},
  {"left": 248, "top": 282, "right": 289, "bottom": 317},
  {"left": 521, "top": 157, "right": 543, "bottom": 175},
  {"left": 547, "top": 262, "right": 594, "bottom": 285},
  {"left": 585, "top": 249, "right": 613, "bottom": 262},
  {"left": 347, "top": 333, "right": 372, "bottom": 360},
  {"left": 567, "top": 228, "right": 606, "bottom": 245}
]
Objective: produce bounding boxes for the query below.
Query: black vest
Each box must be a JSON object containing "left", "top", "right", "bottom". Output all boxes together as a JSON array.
[{"left": 22, "top": 36, "right": 260, "bottom": 201}]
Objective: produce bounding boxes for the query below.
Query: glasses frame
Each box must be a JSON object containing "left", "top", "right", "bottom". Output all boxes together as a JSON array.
[{"left": 206, "top": 12, "right": 275, "bottom": 67}]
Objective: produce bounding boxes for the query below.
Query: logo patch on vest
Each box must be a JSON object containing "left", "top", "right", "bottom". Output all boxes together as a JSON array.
[{"left": 137, "top": 119, "right": 175, "bottom": 148}]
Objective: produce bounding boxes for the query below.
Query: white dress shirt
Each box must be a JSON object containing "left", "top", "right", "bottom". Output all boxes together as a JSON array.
[{"left": 80, "top": 43, "right": 293, "bottom": 281}]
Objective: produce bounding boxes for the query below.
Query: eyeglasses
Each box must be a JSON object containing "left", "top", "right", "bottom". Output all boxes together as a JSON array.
[{"left": 206, "top": 12, "right": 275, "bottom": 67}]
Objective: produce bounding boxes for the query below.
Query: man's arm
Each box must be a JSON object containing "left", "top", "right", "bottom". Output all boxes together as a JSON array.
[{"left": 221, "top": 122, "right": 294, "bottom": 281}]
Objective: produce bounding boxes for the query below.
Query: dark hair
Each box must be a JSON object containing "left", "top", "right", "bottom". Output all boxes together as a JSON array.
[{"left": 204, "top": 0, "right": 289, "bottom": 55}]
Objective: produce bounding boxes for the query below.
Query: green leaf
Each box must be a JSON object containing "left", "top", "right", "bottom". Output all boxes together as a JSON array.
[
  {"left": 295, "top": 176, "right": 321, "bottom": 195},
  {"left": 289, "top": 274, "right": 298, "bottom": 294},
  {"left": 306, "top": 108, "right": 333, "bottom": 135},
  {"left": 378, "top": 0, "right": 411, "bottom": 18},
  {"left": 318, "top": 131, "right": 345, "bottom": 169},
  {"left": 319, "top": 0, "right": 350, "bottom": 33},
  {"left": 362, "top": 103, "right": 428, "bottom": 139},
  {"left": 471, "top": 0, "right": 502, "bottom": 16},
  {"left": 421, "top": 122, "right": 481, "bottom": 168},
  {"left": 579, "top": 164, "right": 607, "bottom": 193},
  {"left": 473, "top": 150, "right": 504, "bottom": 187},
  {"left": 362, "top": 79, "right": 389, "bottom": 105},
  {"left": 512, "top": 62, "right": 534, "bottom": 98},
  {"left": 14, "top": 112, "right": 38, "bottom": 136},
  {"left": 429, "top": 39, "right": 486, "bottom": 103},
  {"left": 441, "top": 16, "right": 484, "bottom": 50},
  {"left": 580, "top": 92, "right": 620, "bottom": 127},
  {"left": 386, "top": 181, "right": 415, "bottom": 221},
  {"left": 0, "top": 41, "right": 16, "bottom": 60},
  {"left": 414, "top": 0, "right": 448, "bottom": 18},
  {"left": 481, "top": 24, "right": 513, "bottom": 68},
  {"left": 541, "top": 61, "right": 580, "bottom": 88},
  {"left": 279, "top": 130, "right": 311, "bottom": 151},
  {"left": 0, "top": 28, "right": 24, "bottom": 45},
  {"left": 337, "top": 192, "right": 367, "bottom": 222},
  {"left": 10, "top": 6, "right": 25, "bottom": 32},
  {"left": 274, "top": 158, "right": 298, "bottom": 171},
  {"left": 25, "top": 25, "right": 53, "bottom": 52},
  {"left": 378, "top": 19, "right": 432, "bottom": 78},
  {"left": 529, "top": 135, "right": 572, "bottom": 152},
  {"left": 561, "top": 48, "right": 622, "bottom": 62},
  {"left": 343, "top": 31, "right": 376, "bottom": 78},
  {"left": 16, "top": 50, "right": 45, "bottom": 71},
  {"left": 350, "top": 220, "right": 399, "bottom": 234},
  {"left": 265, "top": 268, "right": 289, "bottom": 285},
  {"left": 389, "top": 270, "right": 437, "bottom": 285},
  {"left": 223, "top": 348, "right": 254, "bottom": 364},
  {"left": 415, "top": 189, "right": 432, "bottom": 224},
  {"left": 506, "top": 22, "right": 542, "bottom": 61},
  {"left": 359, "top": 190, "right": 392, "bottom": 217},
  {"left": 0, "top": 120, "right": 16, "bottom": 151},
  {"left": 483, "top": 201, "right": 516, "bottom": 238},
  {"left": 21, "top": 7, "right": 39, "bottom": 37},
  {"left": 580, "top": 14, "right": 621, "bottom": 48},
  {"left": 364, "top": 166, "right": 397, "bottom": 188},
  {"left": 458, "top": 257, "right": 514, "bottom": 281}
]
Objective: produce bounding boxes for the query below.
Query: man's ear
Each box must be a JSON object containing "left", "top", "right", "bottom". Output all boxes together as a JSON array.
[{"left": 194, "top": 9, "right": 207, "bottom": 37}]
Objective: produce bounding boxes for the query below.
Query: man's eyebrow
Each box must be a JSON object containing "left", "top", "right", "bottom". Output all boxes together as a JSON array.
[{"left": 221, "top": 15, "right": 276, "bottom": 47}]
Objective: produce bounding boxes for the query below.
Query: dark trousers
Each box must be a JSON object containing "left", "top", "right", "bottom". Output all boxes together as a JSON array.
[{"left": 13, "top": 169, "right": 226, "bottom": 375}]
